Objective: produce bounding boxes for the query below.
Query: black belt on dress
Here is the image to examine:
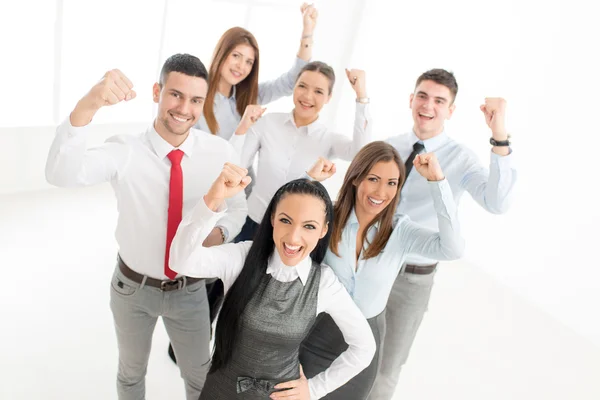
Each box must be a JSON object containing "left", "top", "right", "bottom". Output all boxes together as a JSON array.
[
  {"left": 117, "top": 255, "right": 202, "bottom": 291},
  {"left": 404, "top": 263, "right": 438, "bottom": 275}
]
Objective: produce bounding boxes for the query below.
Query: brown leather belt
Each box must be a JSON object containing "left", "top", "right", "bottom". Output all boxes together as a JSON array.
[
  {"left": 404, "top": 263, "right": 438, "bottom": 275},
  {"left": 117, "top": 255, "right": 202, "bottom": 292}
]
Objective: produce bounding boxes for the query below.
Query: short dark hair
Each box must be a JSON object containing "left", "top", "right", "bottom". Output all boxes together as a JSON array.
[
  {"left": 159, "top": 53, "right": 208, "bottom": 86},
  {"left": 296, "top": 61, "right": 336, "bottom": 95},
  {"left": 415, "top": 69, "right": 458, "bottom": 102}
]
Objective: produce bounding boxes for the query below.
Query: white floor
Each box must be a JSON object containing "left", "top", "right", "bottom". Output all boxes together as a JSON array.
[{"left": 1, "top": 185, "right": 599, "bottom": 400}]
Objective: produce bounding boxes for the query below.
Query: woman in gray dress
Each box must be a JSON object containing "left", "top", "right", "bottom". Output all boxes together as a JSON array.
[
  {"left": 170, "top": 163, "right": 376, "bottom": 399},
  {"left": 167, "top": 5, "right": 320, "bottom": 364}
]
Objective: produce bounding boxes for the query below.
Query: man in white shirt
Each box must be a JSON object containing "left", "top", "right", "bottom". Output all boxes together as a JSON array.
[
  {"left": 45, "top": 54, "right": 247, "bottom": 400},
  {"left": 369, "top": 69, "right": 517, "bottom": 400}
]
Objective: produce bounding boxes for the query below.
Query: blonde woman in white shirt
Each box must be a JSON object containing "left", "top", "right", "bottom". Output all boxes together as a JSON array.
[
  {"left": 169, "top": 163, "right": 376, "bottom": 399},
  {"left": 230, "top": 61, "right": 372, "bottom": 242}
]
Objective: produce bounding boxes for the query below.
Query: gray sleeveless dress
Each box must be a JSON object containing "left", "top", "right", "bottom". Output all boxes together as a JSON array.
[{"left": 200, "top": 262, "right": 322, "bottom": 399}]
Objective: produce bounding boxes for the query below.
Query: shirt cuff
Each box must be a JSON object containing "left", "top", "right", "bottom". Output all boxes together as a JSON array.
[
  {"left": 215, "top": 225, "right": 229, "bottom": 242},
  {"left": 428, "top": 178, "right": 454, "bottom": 215},
  {"left": 60, "top": 116, "right": 91, "bottom": 139},
  {"left": 308, "top": 379, "right": 321, "bottom": 400},
  {"left": 301, "top": 172, "right": 316, "bottom": 181},
  {"left": 355, "top": 102, "right": 370, "bottom": 117},
  {"left": 490, "top": 148, "right": 515, "bottom": 167},
  {"left": 354, "top": 102, "right": 371, "bottom": 131},
  {"left": 228, "top": 133, "right": 245, "bottom": 156},
  {"left": 189, "top": 197, "right": 227, "bottom": 226},
  {"left": 294, "top": 55, "right": 310, "bottom": 68},
  {"left": 215, "top": 218, "right": 240, "bottom": 244}
]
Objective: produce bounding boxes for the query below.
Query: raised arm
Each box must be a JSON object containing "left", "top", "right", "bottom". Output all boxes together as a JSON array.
[
  {"left": 212, "top": 145, "right": 250, "bottom": 241},
  {"left": 329, "top": 70, "right": 372, "bottom": 161},
  {"left": 229, "top": 107, "right": 267, "bottom": 169},
  {"left": 257, "top": 3, "right": 317, "bottom": 104},
  {"left": 402, "top": 153, "right": 465, "bottom": 260},
  {"left": 228, "top": 104, "right": 266, "bottom": 156},
  {"left": 462, "top": 97, "right": 517, "bottom": 214},
  {"left": 170, "top": 163, "right": 253, "bottom": 292},
  {"left": 45, "top": 69, "right": 135, "bottom": 187}
]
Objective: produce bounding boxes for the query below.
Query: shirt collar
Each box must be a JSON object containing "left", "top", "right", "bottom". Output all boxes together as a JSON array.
[
  {"left": 216, "top": 85, "right": 236, "bottom": 101},
  {"left": 284, "top": 110, "right": 326, "bottom": 137},
  {"left": 213, "top": 86, "right": 237, "bottom": 106},
  {"left": 408, "top": 129, "right": 450, "bottom": 153},
  {"left": 147, "top": 123, "right": 196, "bottom": 160},
  {"left": 348, "top": 208, "right": 381, "bottom": 230},
  {"left": 266, "top": 249, "right": 312, "bottom": 286}
]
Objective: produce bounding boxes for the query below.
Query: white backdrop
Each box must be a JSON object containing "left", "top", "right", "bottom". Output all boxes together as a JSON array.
[{"left": 0, "top": 0, "right": 598, "bottom": 349}]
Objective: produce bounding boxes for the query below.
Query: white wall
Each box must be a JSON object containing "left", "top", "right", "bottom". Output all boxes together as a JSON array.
[{"left": 0, "top": 124, "right": 147, "bottom": 194}]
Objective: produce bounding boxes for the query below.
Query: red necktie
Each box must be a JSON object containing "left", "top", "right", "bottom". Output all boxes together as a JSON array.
[{"left": 165, "top": 149, "right": 184, "bottom": 280}]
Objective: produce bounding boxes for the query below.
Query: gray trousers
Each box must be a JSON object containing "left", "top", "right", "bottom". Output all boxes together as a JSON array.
[
  {"left": 300, "top": 312, "right": 385, "bottom": 399},
  {"left": 368, "top": 269, "right": 436, "bottom": 400},
  {"left": 109, "top": 264, "right": 211, "bottom": 400}
]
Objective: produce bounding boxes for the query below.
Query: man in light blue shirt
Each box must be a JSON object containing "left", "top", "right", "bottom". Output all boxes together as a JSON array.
[{"left": 369, "top": 69, "right": 517, "bottom": 400}]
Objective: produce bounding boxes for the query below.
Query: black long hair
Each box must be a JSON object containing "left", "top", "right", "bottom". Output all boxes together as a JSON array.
[{"left": 209, "top": 179, "right": 334, "bottom": 373}]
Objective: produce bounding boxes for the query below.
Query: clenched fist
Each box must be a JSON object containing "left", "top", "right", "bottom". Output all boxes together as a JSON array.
[
  {"left": 234, "top": 105, "right": 267, "bottom": 136},
  {"left": 71, "top": 69, "right": 136, "bottom": 126},
  {"left": 307, "top": 157, "right": 336, "bottom": 182},
  {"left": 301, "top": 3, "right": 318, "bottom": 35},
  {"left": 204, "top": 163, "right": 252, "bottom": 211},
  {"left": 414, "top": 152, "right": 445, "bottom": 182},
  {"left": 480, "top": 97, "right": 507, "bottom": 139},
  {"left": 345, "top": 68, "right": 367, "bottom": 99}
]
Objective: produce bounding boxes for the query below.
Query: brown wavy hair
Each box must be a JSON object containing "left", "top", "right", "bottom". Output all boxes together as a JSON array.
[
  {"left": 330, "top": 141, "right": 406, "bottom": 259},
  {"left": 204, "top": 27, "right": 260, "bottom": 134}
]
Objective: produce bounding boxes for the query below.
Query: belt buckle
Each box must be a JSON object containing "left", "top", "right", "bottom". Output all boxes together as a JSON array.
[{"left": 160, "top": 279, "right": 182, "bottom": 291}]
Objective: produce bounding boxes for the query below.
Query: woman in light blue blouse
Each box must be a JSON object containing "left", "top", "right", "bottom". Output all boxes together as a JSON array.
[{"left": 299, "top": 141, "right": 465, "bottom": 399}]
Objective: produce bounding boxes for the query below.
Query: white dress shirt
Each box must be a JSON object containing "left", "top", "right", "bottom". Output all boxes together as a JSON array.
[
  {"left": 194, "top": 57, "right": 308, "bottom": 139},
  {"left": 231, "top": 102, "right": 372, "bottom": 223},
  {"left": 45, "top": 119, "right": 247, "bottom": 279},
  {"left": 325, "top": 180, "right": 465, "bottom": 318},
  {"left": 170, "top": 199, "right": 377, "bottom": 399},
  {"left": 386, "top": 130, "right": 517, "bottom": 265}
]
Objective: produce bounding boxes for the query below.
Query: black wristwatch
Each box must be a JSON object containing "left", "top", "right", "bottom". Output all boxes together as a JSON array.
[{"left": 489, "top": 137, "right": 511, "bottom": 146}]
